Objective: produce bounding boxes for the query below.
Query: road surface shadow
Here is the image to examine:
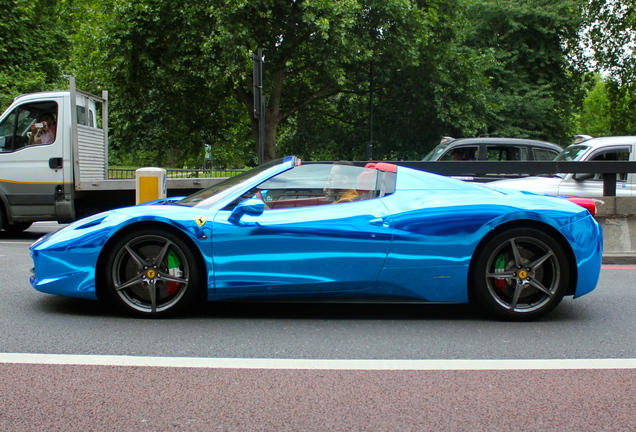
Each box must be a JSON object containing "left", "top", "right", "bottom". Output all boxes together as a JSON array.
[{"left": 32, "top": 294, "right": 591, "bottom": 323}]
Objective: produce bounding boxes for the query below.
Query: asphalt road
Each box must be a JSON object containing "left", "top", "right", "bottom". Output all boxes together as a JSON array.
[{"left": 1, "top": 222, "right": 635, "bottom": 431}]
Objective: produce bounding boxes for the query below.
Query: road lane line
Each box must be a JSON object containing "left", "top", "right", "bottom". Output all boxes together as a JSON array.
[{"left": 1, "top": 354, "right": 636, "bottom": 370}]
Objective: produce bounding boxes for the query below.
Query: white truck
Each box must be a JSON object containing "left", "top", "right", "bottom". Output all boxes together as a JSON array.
[
  {"left": 0, "top": 78, "right": 217, "bottom": 232},
  {"left": 489, "top": 135, "right": 636, "bottom": 197}
]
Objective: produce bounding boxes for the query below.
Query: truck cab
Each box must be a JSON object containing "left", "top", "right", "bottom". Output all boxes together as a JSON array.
[{"left": 0, "top": 80, "right": 106, "bottom": 232}]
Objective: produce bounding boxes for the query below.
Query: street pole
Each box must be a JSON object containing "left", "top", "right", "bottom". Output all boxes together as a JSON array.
[
  {"left": 367, "top": 63, "right": 374, "bottom": 161},
  {"left": 253, "top": 49, "right": 265, "bottom": 165}
]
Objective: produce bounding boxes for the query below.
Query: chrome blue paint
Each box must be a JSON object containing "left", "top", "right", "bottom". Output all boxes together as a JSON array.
[
  {"left": 29, "top": 159, "right": 603, "bottom": 309},
  {"left": 211, "top": 199, "right": 393, "bottom": 293}
]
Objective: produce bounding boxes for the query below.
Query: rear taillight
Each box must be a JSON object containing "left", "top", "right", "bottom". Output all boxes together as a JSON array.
[{"left": 566, "top": 197, "right": 597, "bottom": 217}]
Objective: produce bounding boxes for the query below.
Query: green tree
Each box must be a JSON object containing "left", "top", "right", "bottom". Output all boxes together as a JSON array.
[
  {"left": 63, "top": 0, "right": 253, "bottom": 168},
  {"left": 253, "top": 0, "right": 489, "bottom": 161},
  {"left": 83, "top": 0, "right": 465, "bottom": 164},
  {"left": 583, "top": 0, "right": 636, "bottom": 85},
  {"left": 576, "top": 75, "right": 612, "bottom": 137},
  {"left": 463, "top": 0, "right": 585, "bottom": 145},
  {"left": 579, "top": 1, "right": 636, "bottom": 137},
  {"left": 209, "top": 0, "right": 461, "bottom": 162},
  {"left": 0, "top": 0, "right": 69, "bottom": 108},
  {"left": 62, "top": 0, "right": 591, "bottom": 164},
  {"left": 601, "top": 79, "right": 636, "bottom": 136}
]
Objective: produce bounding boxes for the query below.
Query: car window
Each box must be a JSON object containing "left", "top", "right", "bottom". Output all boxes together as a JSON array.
[
  {"left": 178, "top": 158, "right": 288, "bottom": 208},
  {"left": 235, "top": 164, "right": 387, "bottom": 210},
  {"left": 533, "top": 148, "right": 559, "bottom": 160},
  {"left": 440, "top": 146, "right": 478, "bottom": 161},
  {"left": 589, "top": 150, "right": 630, "bottom": 182},
  {"left": 0, "top": 101, "right": 59, "bottom": 152},
  {"left": 486, "top": 146, "right": 526, "bottom": 161},
  {"left": 555, "top": 145, "right": 590, "bottom": 161},
  {"left": 423, "top": 144, "right": 449, "bottom": 161}
]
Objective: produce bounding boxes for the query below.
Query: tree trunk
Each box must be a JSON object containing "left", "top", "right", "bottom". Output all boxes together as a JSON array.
[
  {"left": 263, "top": 111, "right": 278, "bottom": 162},
  {"left": 239, "top": 59, "right": 336, "bottom": 164}
]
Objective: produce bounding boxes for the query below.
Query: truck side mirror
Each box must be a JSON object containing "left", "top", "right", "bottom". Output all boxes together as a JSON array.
[{"left": 573, "top": 173, "right": 594, "bottom": 181}]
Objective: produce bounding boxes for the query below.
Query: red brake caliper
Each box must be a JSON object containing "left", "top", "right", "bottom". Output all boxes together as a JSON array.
[
  {"left": 167, "top": 250, "right": 182, "bottom": 296},
  {"left": 494, "top": 254, "right": 506, "bottom": 291}
]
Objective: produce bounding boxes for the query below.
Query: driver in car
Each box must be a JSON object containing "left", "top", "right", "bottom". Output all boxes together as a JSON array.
[{"left": 324, "top": 161, "right": 359, "bottom": 204}]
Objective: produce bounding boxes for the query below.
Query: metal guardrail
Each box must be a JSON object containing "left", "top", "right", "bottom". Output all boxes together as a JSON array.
[
  {"left": 108, "top": 168, "right": 246, "bottom": 180},
  {"left": 374, "top": 161, "right": 636, "bottom": 197},
  {"left": 109, "top": 161, "right": 636, "bottom": 196}
]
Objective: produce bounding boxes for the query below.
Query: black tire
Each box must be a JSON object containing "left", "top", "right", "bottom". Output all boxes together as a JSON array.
[
  {"left": 472, "top": 228, "right": 569, "bottom": 321},
  {"left": 103, "top": 228, "right": 203, "bottom": 317},
  {"left": 4, "top": 222, "right": 32, "bottom": 233}
]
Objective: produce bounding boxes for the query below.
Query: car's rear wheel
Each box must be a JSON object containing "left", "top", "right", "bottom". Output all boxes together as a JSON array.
[
  {"left": 103, "top": 229, "right": 202, "bottom": 317},
  {"left": 473, "top": 228, "right": 569, "bottom": 321}
]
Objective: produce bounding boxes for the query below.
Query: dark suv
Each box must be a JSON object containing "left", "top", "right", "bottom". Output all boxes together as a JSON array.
[{"left": 423, "top": 137, "right": 562, "bottom": 161}]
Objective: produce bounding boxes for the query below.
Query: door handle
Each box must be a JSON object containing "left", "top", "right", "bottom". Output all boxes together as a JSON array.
[
  {"left": 49, "top": 157, "right": 63, "bottom": 169},
  {"left": 369, "top": 217, "right": 390, "bottom": 228}
]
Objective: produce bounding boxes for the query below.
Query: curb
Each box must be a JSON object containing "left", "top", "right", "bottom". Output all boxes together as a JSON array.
[{"left": 602, "top": 253, "right": 636, "bottom": 265}]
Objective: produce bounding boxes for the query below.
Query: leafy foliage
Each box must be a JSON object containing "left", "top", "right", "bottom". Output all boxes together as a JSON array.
[
  {"left": 0, "top": 0, "right": 69, "bottom": 107},
  {"left": 583, "top": 0, "right": 636, "bottom": 85},
  {"left": 275, "top": 0, "right": 490, "bottom": 160},
  {"left": 578, "top": 76, "right": 636, "bottom": 137},
  {"left": 3, "top": 0, "right": 619, "bottom": 164},
  {"left": 463, "top": 0, "right": 585, "bottom": 145},
  {"left": 578, "top": 0, "right": 636, "bottom": 138}
]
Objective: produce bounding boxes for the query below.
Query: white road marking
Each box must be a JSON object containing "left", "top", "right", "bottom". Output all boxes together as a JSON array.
[{"left": 1, "top": 353, "right": 636, "bottom": 370}]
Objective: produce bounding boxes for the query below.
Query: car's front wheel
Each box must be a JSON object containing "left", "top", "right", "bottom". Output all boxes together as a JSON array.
[
  {"left": 472, "top": 228, "right": 569, "bottom": 321},
  {"left": 103, "top": 229, "right": 202, "bottom": 317}
]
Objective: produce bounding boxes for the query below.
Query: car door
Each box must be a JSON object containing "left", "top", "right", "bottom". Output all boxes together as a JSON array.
[
  {"left": 0, "top": 98, "right": 65, "bottom": 219},
  {"left": 211, "top": 195, "right": 394, "bottom": 295},
  {"left": 213, "top": 199, "right": 393, "bottom": 293},
  {"left": 558, "top": 144, "right": 634, "bottom": 197}
]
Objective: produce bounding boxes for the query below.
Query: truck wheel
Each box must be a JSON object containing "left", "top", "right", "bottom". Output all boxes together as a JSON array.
[
  {"left": 5, "top": 222, "right": 33, "bottom": 233},
  {"left": 103, "top": 229, "right": 203, "bottom": 317}
]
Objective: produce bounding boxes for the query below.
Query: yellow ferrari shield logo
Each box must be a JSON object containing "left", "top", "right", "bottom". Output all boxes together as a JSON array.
[{"left": 195, "top": 215, "right": 207, "bottom": 227}]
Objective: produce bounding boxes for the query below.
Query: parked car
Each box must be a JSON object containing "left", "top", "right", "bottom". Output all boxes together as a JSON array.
[
  {"left": 30, "top": 157, "right": 602, "bottom": 321},
  {"left": 490, "top": 136, "right": 635, "bottom": 197},
  {"left": 423, "top": 137, "right": 562, "bottom": 162}
]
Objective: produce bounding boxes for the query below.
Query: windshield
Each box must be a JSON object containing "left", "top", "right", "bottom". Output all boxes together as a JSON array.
[
  {"left": 177, "top": 158, "right": 287, "bottom": 208},
  {"left": 554, "top": 145, "right": 591, "bottom": 161},
  {"left": 422, "top": 144, "right": 448, "bottom": 161}
]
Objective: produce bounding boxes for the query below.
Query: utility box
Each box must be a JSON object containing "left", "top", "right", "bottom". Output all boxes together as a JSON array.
[{"left": 136, "top": 167, "right": 167, "bottom": 204}]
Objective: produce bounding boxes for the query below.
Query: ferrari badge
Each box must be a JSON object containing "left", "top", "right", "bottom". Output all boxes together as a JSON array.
[{"left": 195, "top": 216, "right": 207, "bottom": 227}]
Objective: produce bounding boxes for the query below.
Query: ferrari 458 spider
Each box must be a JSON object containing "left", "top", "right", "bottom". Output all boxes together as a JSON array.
[{"left": 30, "top": 156, "right": 603, "bottom": 320}]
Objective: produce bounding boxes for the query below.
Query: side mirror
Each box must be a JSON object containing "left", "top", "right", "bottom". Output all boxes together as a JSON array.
[
  {"left": 573, "top": 173, "right": 594, "bottom": 181},
  {"left": 228, "top": 197, "right": 265, "bottom": 225}
]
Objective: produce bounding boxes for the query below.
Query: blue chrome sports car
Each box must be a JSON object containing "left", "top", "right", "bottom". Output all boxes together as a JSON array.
[{"left": 30, "top": 156, "right": 603, "bottom": 320}]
